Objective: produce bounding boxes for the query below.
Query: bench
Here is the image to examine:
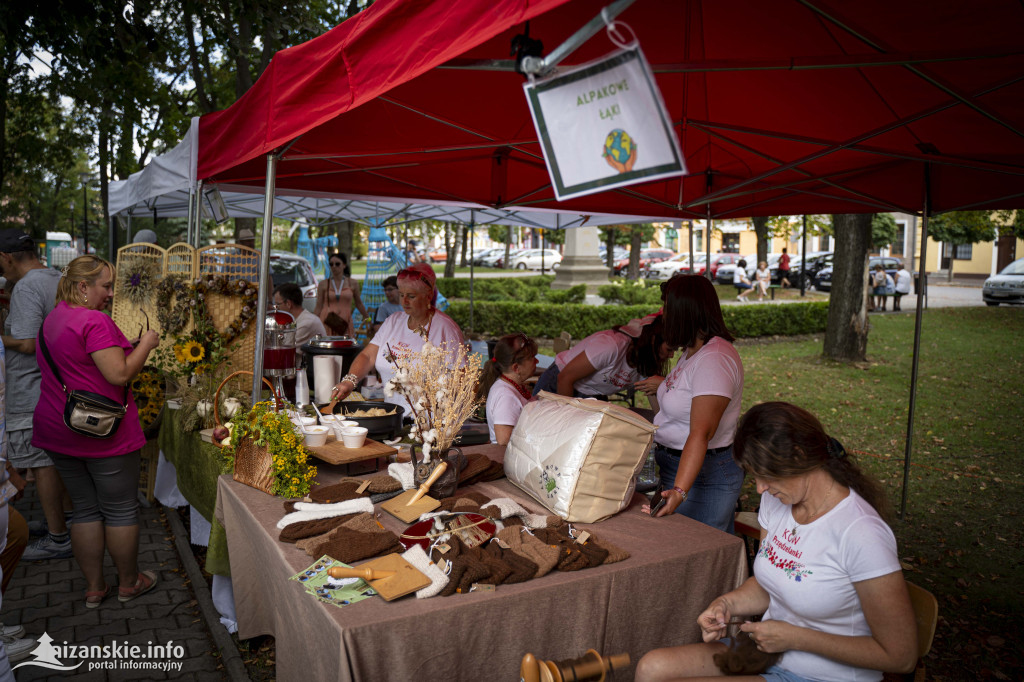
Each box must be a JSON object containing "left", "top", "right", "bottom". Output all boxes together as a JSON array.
[
  {"left": 768, "top": 284, "right": 781, "bottom": 300},
  {"left": 869, "top": 291, "right": 903, "bottom": 311}
]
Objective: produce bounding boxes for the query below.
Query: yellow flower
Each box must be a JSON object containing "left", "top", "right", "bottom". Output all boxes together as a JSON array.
[
  {"left": 181, "top": 341, "right": 205, "bottom": 363},
  {"left": 173, "top": 344, "right": 188, "bottom": 364}
]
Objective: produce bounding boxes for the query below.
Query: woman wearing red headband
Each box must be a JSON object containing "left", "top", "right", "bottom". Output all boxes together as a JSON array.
[{"left": 331, "top": 263, "right": 463, "bottom": 414}]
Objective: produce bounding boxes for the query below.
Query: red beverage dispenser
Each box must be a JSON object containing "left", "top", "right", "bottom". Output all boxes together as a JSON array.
[{"left": 263, "top": 309, "right": 296, "bottom": 405}]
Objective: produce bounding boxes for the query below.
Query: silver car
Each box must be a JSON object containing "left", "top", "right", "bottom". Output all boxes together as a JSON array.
[
  {"left": 269, "top": 250, "right": 319, "bottom": 312},
  {"left": 983, "top": 256, "right": 1024, "bottom": 306}
]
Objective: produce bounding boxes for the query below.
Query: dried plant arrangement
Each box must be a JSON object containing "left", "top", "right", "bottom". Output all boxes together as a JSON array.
[{"left": 383, "top": 340, "right": 482, "bottom": 460}]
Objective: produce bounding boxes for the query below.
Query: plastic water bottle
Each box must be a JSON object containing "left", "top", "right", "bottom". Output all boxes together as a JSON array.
[
  {"left": 295, "top": 368, "right": 310, "bottom": 408},
  {"left": 636, "top": 451, "right": 659, "bottom": 493}
]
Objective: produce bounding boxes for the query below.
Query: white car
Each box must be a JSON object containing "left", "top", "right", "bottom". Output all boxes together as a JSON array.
[
  {"left": 645, "top": 253, "right": 699, "bottom": 280},
  {"left": 510, "top": 248, "right": 562, "bottom": 271}
]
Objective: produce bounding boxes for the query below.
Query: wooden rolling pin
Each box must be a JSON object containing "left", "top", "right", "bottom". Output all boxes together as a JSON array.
[
  {"left": 406, "top": 461, "right": 447, "bottom": 506},
  {"left": 327, "top": 566, "right": 396, "bottom": 581}
]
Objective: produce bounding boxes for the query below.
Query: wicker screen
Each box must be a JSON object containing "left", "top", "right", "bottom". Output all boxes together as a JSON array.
[{"left": 112, "top": 244, "right": 166, "bottom": 343}]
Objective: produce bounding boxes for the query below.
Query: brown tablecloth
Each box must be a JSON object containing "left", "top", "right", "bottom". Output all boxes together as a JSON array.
[{"left": 215, "top": 445, "right": 747, "bottom": 682}]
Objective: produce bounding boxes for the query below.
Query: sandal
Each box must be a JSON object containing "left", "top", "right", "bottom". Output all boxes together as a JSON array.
[
  {"left": 85, "top": 586, "right": 111, "bottom": 609},
  {"left": 118, "top": 570, "right": 158, "bottom": 603}
]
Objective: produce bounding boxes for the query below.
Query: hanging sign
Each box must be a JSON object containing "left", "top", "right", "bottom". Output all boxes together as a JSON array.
[{"left": 524, "top": 45, "right": 686, "bottom": 201}]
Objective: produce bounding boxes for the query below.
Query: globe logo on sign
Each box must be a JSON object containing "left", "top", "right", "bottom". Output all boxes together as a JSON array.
[{"left": 602, "top": 129, "right": 637, "bottom": 174}]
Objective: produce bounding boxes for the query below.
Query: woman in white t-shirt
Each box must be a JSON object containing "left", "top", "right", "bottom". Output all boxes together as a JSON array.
[
  {"left": 734, "top": 259, "right": 754, "bottom": 302},
  {"left": 893, "top": 267, "right": 911, "bottom": 311},
  {"left": 755, "top": 260, "right": 771, "bottom": 300},
  {"left": 532, "top": 316, "right": 672, "bottom": 401},
  {"left": 636, "top": 402, "right": 917, "bottom": 682},
  {"left": 647, "top": 276, "right": 744, "bottom": 533},
  {"left": 477, "top": 333, "right": 538, "bottom": 444},
  {"left": 331, "top": 263, "right": 464, "bottom": 414}
]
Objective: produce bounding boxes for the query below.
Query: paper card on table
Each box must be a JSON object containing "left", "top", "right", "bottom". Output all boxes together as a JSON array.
[
  {"left": 381, "top": 489, "right": 440, "bottom": 523},
  {"left": 290, "top": 555, "right": 376, "bottom": 608},
  {"left": 358, "top": 553, "right": 431, "bottom": 602}
]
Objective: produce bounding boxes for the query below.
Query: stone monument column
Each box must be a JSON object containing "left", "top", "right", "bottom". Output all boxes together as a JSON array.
[{"left": 551, "top": 225, "right": 610, "bottom": 292}]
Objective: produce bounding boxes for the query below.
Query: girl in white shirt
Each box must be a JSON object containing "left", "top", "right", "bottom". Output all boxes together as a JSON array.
[
  {"left": 755, "top": 260, "right": 771, "bottom": 300},
  {"left": 477, "top": 333, "right": 538, "bottom": 445},
  {"left": 637, "top": 402, "right": 917, "bottom": 682}
]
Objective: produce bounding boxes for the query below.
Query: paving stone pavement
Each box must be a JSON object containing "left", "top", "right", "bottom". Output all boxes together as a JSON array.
[{"left": 1, "top": 486, "right": 232, "bottom": 681}]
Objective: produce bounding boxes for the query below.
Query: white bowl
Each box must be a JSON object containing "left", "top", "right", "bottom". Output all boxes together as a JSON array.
[
  {"left": 319, "top": 414, "right": 340, "bottom": 425},
  {"left": 292, "top": 415, "right": 317, "bottom": 429},
  {"left": 339, "top": 420, "right": 359, "bottom": 428},
  {"left": 303, "top": 425, "right": 330, "bottom": 447},
  {"left": 340, "top": 426, "right": 368, "bottom": 449}
]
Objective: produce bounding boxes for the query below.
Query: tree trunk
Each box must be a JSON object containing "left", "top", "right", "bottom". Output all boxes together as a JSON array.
[
  {"left": 752, "top": 216, "right": 770, "bottom": 265},
  {"left": 444, "top": 222, "right": 456, "bottom": 278},
  {"left": 606, "top": 228, "right": 616, "bottom": 269},
  {"left": 459, "top": 224, "right": 469, "bottom": 266},
  {"left": 504, "top": 226, "right": 512, "bottom": 268},
  {"left": 235, "top": 217, "right": 257, "bottom": 245},
  {"left": 823, "top": 214, "right": 872, "bottom": 362},
  {"left": 947, "top": 245, "right": 955, "bottom": 282},
  {"left": 628, "top": 228, "right": 642, "bottom": 280},
  {"left": 335, "top": 221, "right": 354, "bottom": 261}
]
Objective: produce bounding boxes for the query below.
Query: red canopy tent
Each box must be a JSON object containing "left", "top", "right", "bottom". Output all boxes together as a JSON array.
[
  {"left": 196, "top": 0, "right": 1024, "bottom": 516},
  {"left": 198, "top": 0, "right": 1024, "bottom": 219}
]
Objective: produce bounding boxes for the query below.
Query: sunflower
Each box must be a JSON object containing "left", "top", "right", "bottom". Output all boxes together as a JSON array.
[
  {"left": 173, "top": 344, "right": 188, "bottom": 364},
  {"left": 181, "top": 340, "right": 206, "bottom": 363}
]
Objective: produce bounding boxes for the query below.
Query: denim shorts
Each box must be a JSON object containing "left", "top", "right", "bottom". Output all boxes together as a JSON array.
[
  {"left": 654, "top": 443, "right": 744, "bottom": 534},
  {"left": 716, "top": 640, "right": 813, "bottom": 682}
]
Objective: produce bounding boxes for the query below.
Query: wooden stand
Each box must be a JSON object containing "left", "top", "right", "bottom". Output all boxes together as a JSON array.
[
  {"left": 380, "top": 490, "right": 440, "bottom": 523},
  {"left": 305, "top": 436, "right": 398, "bottom": 466},
  {"left": 356, "top": 554, "right": 430, "bottom": 601},
  {"left": 520, "top": 650, "right": 630, "bottom": 682}
]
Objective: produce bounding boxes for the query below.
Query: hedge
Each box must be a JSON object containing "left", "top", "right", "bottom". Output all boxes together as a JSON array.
[
  {"left": 449, "top": 300, "right": 829, "bottom": 340},
  {"left": 436, "top": 275, "right": 555, "bottom": 301}
]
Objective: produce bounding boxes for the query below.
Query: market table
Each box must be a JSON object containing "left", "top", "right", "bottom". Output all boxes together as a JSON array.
[{"left": 215, "top": 445, "right": 747, "bottom": 682}]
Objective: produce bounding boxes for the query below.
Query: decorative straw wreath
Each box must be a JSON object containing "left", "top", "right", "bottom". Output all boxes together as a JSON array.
[
  {"left": 192, "top": 276, "right": 259, "bottom": 346},
  {"left": 155, "top": 275, "right": 193, "bottom": 334},
  {"left": 118, "top": 257, "right": 161, "bottom": 306}
]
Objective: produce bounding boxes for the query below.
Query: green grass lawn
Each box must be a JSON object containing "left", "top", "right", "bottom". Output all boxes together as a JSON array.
[
  {"left": 723, "top": 308, "right": 1022, "bottom": 679},
  {"left": 547, "top": 307, "right": 1021, "bottom": 678}
]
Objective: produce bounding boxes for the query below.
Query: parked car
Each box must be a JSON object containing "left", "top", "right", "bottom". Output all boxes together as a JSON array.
[
  {"left": 789, "top": 251, "right": 833, "bottom": 288},
  {"left": 510, "top": 248, "right": 562, "bottom": 270},
  {"left": 645, "top": 253, "right": 695, "bottom": 279},
  {"left": 427, "top": 249, "right": 448, "bottom": 263},
  {"left": 269, "top": 250, "right": 319, "bottom": 312},
  {"left": 813, "top": 256, "right": 902, "bottom": 292},
  {"left": 982, "top": 256, "right": 1024, "bottom": 306},
  {"left": 693, "top": 253, "right": 741, "bottom": 279},
  {"left": 471, "top": 248, "right": 503, "bottom": 266},
  {"left": 716, "top": 254, "right": 757, "bottom": 284},
  {"left": 613, "top": 248, "right": 676, "bottom": 276},
  {"left": 493, "top": 248, "right": 528, "bottom": 269}
]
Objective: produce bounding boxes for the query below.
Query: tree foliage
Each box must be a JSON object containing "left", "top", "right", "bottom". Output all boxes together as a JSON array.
[{"left": 870, "top": 213, "right": 899, "bottom": 248}]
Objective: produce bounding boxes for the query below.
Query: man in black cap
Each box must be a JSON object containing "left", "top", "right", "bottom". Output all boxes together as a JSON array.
[{"left": 0, "top": 229, "right": 70, "bottom": 562}]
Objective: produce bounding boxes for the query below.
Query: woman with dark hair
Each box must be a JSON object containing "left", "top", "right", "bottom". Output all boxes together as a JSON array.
[
  {"left": 331, "top": 263, "right": 463, "bottom": 414},
  {"left": 477, "top": 333, "right": 538, "bottom": 445},
  {"left": 636, "top": 402, "right": 916, "bottom": 682},
  {"left": 532, "top": 316, "right": 672, "bottom": 401},
  {"left": 314, "top": 252, "right": 368, "bottom": 335},
  {"left": 648, "top": 275, "right": 744, "bottom": 532},
  {"left": 33, "top": 255, "right": 161, "bottom": 607}
]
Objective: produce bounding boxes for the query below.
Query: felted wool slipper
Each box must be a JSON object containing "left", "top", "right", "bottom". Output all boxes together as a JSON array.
[
  {"left": 84, "top": 586, "right": 112, "bottom": 609},
  {"left": 118, "top": 570, "right": 158, "bottom": 602}
]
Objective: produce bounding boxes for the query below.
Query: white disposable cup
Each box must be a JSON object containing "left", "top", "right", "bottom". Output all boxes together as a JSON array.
[
  {"left": 339, "top": 420, "right": 359, "bottom": 428},
  {"left": 303, "top": 426, "right": 330, "bottom": 448},
  {"left": 319, "top": 414, "right": 340, "bottom": 427},
  {"left": 292, "top": 415, "right": 317, "bottom": 429},
  {"left": 330, "top": 422, "right": 347, "bottom": 441},
  {"left": 340, "top": 426, "right": 368, "bottom": 449}
]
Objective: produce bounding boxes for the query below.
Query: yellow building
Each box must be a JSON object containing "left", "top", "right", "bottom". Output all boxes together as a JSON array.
[{"left": 654, "top": 214, "right": 1023, "bottom": 278}]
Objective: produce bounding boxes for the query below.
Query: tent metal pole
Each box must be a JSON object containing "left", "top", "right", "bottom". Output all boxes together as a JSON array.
[
  {"left": 469, "top": 211, "right": 475, "bottom": 334},
  {"left": 800, "top": 215, "right": 808, "bottom": 296},
  {"left": 194, "top": 179, "right": 204, "bottom": 247},
  {"left": 519, "top": 0, "right": 637, "bottom": 76},
  {"left": 186, "top": 185, "right": 195, "bottom": 246},
  {"left": 252, "top": 154, "right": 278, "bottom": 403},
  {"left": 705, "top": 204, "right": 712, "bottom": 281},
  {"left": 900, "top": 164, "right": 930, "bottom": 520},
  {"left": 126, "top": 215, "right": 133, "bottom": 245}
]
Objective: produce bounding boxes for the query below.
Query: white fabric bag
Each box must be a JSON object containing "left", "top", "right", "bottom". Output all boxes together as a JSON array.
[{"left": 503, "top": 392, "right": 656, "bottom": 523}]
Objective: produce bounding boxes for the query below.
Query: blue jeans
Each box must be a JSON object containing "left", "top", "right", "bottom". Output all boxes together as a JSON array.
[
  {"left": 533, "top": 364, "right": 559, "bottom": 396},
  {"left": 655, "top": 443, "right": 744, "bottom": 534}
]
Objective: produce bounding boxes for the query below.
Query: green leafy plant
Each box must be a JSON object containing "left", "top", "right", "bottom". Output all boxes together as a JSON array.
[{"left": 223, "top": 401, "right": 318, "bottom": 499}]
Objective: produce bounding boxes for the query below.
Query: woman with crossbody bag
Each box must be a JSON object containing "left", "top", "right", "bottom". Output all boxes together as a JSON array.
[{"left": 33, "top": 256, "right": 161, "bottom": 608}]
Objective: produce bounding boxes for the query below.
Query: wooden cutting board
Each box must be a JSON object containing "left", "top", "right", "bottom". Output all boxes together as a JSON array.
[{"left": 305, "top": 435, "right": 398, "bottom": 466}]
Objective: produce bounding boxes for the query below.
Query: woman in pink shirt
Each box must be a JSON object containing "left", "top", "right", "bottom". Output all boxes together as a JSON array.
[{"left": 34, "top": 256, "right": 161, "bottom": 608}]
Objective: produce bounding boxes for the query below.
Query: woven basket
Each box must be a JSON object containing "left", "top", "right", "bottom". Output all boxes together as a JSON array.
[{"left": 213, "top": 370, "right": 278, "bottom": 495}]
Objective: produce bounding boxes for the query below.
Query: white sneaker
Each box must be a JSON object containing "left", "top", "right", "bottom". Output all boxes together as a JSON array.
[
  {"left": 1, "top": 634, "right": 36, "bottom": 662},
  {"left": 22, "top": 534, "right": 73, "bottom": 561},
  {"left": 0, "top": 623, "right": 24, "bottom": 639}
]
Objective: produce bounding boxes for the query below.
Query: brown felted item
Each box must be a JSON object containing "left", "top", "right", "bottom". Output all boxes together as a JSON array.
[
  {"left": 457, "top": 453, "right": 492, "bottom": 485},
  {"left": 309, "top": 480, "right": 367, "bottom": 504},
  {"left": 484, "top": 541, "right": 537, "bottom": 585},
  {"left": 304, "top": 512, "right": 403, "bottom": 564},
  {"left": 589, "top": 534, "right": 630, "bottom": 565},
  {"left": 364, "top": 473, "right": 402, "bottom": 493},
  {"left": 533, "top": 528, "right": 589, "bottom": 572},
  {"left": 575, "top": 538, "right": 609, "bottom": 568},
  {"left": 469, "top": 545, "right": 512, "bottom": 586},
  {"left": 502, "top": 516, "right": 525, "bottom": 527},
  {"left": 451, "top": 498, "right": 482, "bottom": 514},
  {"left": 279, "top": 513, "right": 354, "bottom": 544},
  {"left": 437, "top": 537, "right": 486, "bottom": 596},
  {"left": 497, "top": 527, "right": 560, "bottom": 578},
  {"left": 477, "top": 460, "right": 506, "bottom": 482}
]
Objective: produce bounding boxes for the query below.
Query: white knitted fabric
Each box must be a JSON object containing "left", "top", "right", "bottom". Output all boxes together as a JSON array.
[
  {"left": 388, "top": 462, "right": 415, "bottom": 490},
  {"left": 482, "top": 497, "right": 528, "bottom": 519},
  {"left": 276, "top": 498, "right": 374, "bottom": 529},
  {"left": 402, "top": 544, "right": 448, "bottom": 599}
]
